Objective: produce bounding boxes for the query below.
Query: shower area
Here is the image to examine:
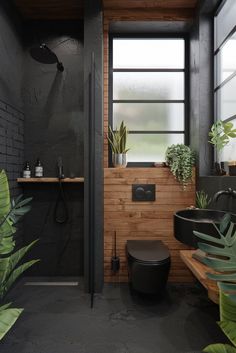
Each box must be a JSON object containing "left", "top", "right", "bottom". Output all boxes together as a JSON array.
[
  {"left": 20, "top": 21, "right": 84, "bottom": 279},
  {"left": 0, "top": 0, "right": 103, "bottom": 293}
]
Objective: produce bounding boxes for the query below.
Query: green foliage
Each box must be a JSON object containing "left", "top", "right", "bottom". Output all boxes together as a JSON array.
[
  {"left": 209, "top": 120, "right": 236, "bottom": 151},
  {"left": 196, "top": 190, "right": 211, "bottom": 209},
  {"left": 107, "top": 121, "right": 129, "bottom": 154},
  {"left": 194, "top": 214, "right": 236, "bottom": 352},
  {"left": 0, "top": 304, "right": 23, "bottom": 341},
  {"left": 165, "top": 144, "right": 195, "bottom": 188},
  {"left": 203, "top": 343, "right": 236, "bottom": 353},
  {"left": 0, "top": 170, "right": 39, "bottom": 341},
  {"left": 194, "top": 214, "right": 236, "bottom": 281}
]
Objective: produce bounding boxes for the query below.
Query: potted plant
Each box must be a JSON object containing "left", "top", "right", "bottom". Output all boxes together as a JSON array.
[
  {"left": 209, "top": 120, "right": 236, "bottom": 175},
  {"left": 165, "top": 144, "right": 195, "bottom": 189},
  {"left": 0, "top": 170, "right": 39, "bottom": 341},
  {"left": 107, "top": 121, "right": 129, "bottom": 168},
  {"left": 194, "top": 214, "right": 236, "bottom": 352}
]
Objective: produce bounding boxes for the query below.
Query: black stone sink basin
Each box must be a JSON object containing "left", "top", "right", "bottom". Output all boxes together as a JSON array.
[{"left": 174, "top": 209, "right": 236, "bottom": 248}]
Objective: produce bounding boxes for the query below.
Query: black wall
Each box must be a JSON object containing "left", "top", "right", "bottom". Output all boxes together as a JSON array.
[
  {"left": 0, "top": 0, "right": 25, "bottom": 247},
  {"left": 0, "top": 0, "right": 24, "bottom": 195},
  {"left": 22, "top": 21, "right": 84, "bottom": 276}
]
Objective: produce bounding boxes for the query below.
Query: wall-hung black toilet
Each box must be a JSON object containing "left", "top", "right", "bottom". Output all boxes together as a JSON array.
[{"left": 126, "top": 240, "right": 171, "bottom": 294}]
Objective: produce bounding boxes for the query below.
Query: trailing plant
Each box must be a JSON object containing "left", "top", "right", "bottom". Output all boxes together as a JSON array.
[
  {"left": 196, "top": 190, "right": 211, "bottom": 209},
  {"left": 209, "top": 120, "right": 236, "bottom": 152},
  {"left": 165, "top": 144, "right": 195, "bottom": 188},
  {"left": 0, "top": 170, "right": 39, "bottom": 341},
  {"left": 194, "top": 214, "right": 236, "bottom": 353},
  {"left": 107, "top": 121, "right": 129, "bottom": 154}
]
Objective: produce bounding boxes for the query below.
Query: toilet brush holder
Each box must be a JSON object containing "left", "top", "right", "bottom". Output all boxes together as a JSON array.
[{"left": 111, "top": 256, "right": 120, "bottom": 272}]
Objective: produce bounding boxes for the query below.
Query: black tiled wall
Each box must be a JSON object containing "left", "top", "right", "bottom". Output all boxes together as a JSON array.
[{"left": 0, "top": 99, "right": 24, "bottom": 196}]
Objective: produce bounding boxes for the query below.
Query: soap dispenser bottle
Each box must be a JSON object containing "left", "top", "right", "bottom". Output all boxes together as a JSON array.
[
  {"left": 35, "top": 158, "right": 43, "bottom": 178},
  {"left": 23, "top": 162, "right": 31, "bottom": 178}
]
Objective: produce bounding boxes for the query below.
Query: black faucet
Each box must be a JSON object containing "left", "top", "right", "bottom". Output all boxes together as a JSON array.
[{"left": 213, "top": 188, "right": 236, "bottom": 203}]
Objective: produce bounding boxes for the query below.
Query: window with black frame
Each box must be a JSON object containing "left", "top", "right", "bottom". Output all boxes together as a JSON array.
[
  {"left": 214, "top": 0, "right": 236, "bottom": 162},
  {"left": 109, "top": 36, "right": 187, "bottom": 166}
]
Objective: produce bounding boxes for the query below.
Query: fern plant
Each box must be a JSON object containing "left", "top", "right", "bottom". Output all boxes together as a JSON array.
[
  {"left": 165, "top": 144, "right": 195, "bottom": 188},
  {"left": 194, "top": 214, "right": 236, "bottom": 353},
  {"left": 0, "top": 170, "right": 39, "bottom": 341}
]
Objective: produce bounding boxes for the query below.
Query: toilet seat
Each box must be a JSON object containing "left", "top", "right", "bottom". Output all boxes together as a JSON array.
[{"left": 127, "top": 240, "right": 170, "bottom": 265}]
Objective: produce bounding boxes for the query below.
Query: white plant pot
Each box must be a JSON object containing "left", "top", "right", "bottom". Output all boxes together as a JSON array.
[{"left": 112, "top": 153, "right": 127, "bottom": 168}]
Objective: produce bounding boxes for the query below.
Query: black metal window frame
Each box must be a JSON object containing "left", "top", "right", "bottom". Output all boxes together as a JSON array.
[
  {"left": 109, "top": 33, "right": 190, "bottom": 167},
  {"left": 214, "top": 23, "right": 236, "bottom": 125}
]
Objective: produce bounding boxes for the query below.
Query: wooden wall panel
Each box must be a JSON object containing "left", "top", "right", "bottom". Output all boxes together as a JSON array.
[
  {"left": 103, "top": 12, "right": 196, "bottom": 283},
  {"left": 104, "top": 168, "right": 195, "bottom": 283}
]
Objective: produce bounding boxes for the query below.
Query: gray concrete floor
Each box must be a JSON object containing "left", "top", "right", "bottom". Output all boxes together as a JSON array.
[{"left": 1, "top": 279, "right": 224, "bottom": 353}]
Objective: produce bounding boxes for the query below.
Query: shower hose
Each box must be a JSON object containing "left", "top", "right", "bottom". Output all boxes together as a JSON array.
[{"left": 54, "top": 179, "right": 69, "bottom": 224}]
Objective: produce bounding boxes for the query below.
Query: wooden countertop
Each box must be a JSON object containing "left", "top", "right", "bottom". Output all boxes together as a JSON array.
[{"left": 180, "top": 250, "right": 219, "bottom": 304}]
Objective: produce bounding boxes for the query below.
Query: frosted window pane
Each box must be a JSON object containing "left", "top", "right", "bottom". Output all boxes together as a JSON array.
[
  {"left": 113, "top": 72, "right": 184, "bottom": 100},
  {"left": 113, "top": 103, "right": 184, "bottom": 131},
  {"left": 215, "top": 0, "right": 236, "bottom": 49},
  {"left": 216, "top": 32, "right": 236, "bottom": 86},
  {"left": 127, "top": 134, "right": 184, "bottom": 162},
  {"left": 216, "top": 75, "right": 236, "bottom": 120},
  {"left": 221, "top": 119, "right": 236, "bottom": 161},
  {"left": 113, "top": 39, "right": 184, "bottom": 69}
]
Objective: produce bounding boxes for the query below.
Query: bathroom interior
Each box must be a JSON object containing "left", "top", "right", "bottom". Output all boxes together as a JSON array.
[{"left": 1, "top": 0, "right": 236, "bottom": 352}]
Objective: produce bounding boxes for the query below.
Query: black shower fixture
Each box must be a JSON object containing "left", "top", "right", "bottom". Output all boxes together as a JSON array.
[{"left": 30, "top": 43, "right": 64, "bottom": 72}]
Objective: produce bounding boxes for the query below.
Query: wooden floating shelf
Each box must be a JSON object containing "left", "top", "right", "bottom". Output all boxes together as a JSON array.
[
  {"left": 17, "top": 177, "right": 84, "bottom": 183},
  {"left": 180, "top": 250, "right": 219, "bottom": 304}
]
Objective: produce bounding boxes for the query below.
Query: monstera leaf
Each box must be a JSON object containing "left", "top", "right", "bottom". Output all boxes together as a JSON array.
[
  {"left": 194, "top": 215, "right": 236, "bottom": 352},
  {"left": 194, "top": 214, "right": 236, "bottom": 282}
]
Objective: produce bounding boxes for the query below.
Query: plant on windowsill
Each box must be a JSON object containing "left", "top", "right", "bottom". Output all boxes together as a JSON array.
[
  {"left": 0, "top": 170, "right": 39, "bottom": 341},
  {"left": 209, "top": 120, "right": 236, "bottom": 176},
  {"left": 194, "top": 214, "right": 236, "bottom": 353},
  {"left": 107, "top": 120, "right": 129, "bottom": 168},
  {"left": 165, "top": 144, "right": 195, "bottom": 189}
]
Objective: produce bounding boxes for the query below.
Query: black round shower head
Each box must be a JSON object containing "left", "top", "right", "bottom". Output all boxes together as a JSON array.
[
  {"left": 30, "top": 44, "right": 64, "bottom": 71},
  {"left": 30, "top": 44, "right": 58, "bottom": 64}
]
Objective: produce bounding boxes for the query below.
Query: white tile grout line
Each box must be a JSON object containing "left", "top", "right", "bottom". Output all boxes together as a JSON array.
[{"left": 24, "top": 281, "right": 79, "bottom": 286}]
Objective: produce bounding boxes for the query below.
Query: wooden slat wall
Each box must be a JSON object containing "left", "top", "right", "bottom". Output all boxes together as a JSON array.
[
  {"left": 103, "top": 11, "right": 196, "bottom": 283},
  {"left": 104, "top": 168, "right": 195, "bottom": 283}
]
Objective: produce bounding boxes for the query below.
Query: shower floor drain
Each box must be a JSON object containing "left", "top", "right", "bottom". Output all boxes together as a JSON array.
[{"left": 25, "top": 281, "right": 79, "bottom": 286}]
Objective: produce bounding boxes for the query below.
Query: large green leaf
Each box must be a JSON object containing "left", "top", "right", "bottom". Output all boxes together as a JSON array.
[
  {"left": 219, "top": 321, "right": 236, "bottom": 346},
  {"left": 194, "top": 216, "right": 236, "bottom": 281},
  {"left": 0, "top": 170, "right": 10, "bottom": 221},
  {"left": 5, "top": 239, "right": 38, "bottom": 279},
  {"left": 219, "top": 290, "right": 236, "bottom": 323},
  {"left": 0, "top": 306, "right": 23, "bottom": 340},
  {"left": 203, "top": 344, "right": 236, "bottom": 353},
  {"left": 0, "top": 259, "right": 40, "bottom": 299}
]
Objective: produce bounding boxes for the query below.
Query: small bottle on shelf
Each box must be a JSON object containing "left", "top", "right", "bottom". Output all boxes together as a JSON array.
[
  {"left": 35, "top": 158, "right": 43, "bottom": 178},
  {"left": 23, "top": 162, "right": 31, "bottom": 178}
]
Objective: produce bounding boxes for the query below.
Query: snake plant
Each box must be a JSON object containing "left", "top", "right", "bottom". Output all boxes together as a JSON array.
[
  {"left": 194, "top": 214, "right": 236, "bottom": 353},
  {"left": 0, "top": 170, "right": 39, "bottom": 341},
  {"left": 107, "top": 121, "right": 129, "bottom": 154},
  {"left": 196, "top": 190, "right": 212, "bottom": 209}
]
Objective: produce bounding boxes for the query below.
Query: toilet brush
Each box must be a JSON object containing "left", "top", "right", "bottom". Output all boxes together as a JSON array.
[{"left": 111, "top": 231, "right": 120, "bottom": 273}]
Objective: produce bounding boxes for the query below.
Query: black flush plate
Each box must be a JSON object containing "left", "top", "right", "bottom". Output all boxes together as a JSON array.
[{"left": 132, "top": 184, "right": 156, "bottom": 201}]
